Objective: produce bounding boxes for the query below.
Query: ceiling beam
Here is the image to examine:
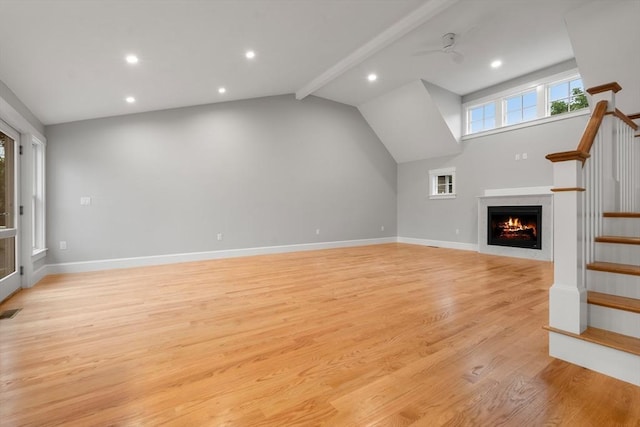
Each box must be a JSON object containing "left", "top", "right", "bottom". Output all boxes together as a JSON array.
[{"left": 295, "top": 0, "right": 460, "bottom": 100}]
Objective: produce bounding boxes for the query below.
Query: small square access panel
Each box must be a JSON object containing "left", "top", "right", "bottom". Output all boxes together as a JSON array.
[{"left": 0, "top": 308, "right": 22, "bottom": 319}]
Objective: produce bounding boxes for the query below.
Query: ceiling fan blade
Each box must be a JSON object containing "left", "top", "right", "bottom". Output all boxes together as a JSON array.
[
  {"left": 451, "top": 51, "right": 464, "bottom": 64},
  {"left": 412, "top": 48, "right": 442, "bottom": 57}
]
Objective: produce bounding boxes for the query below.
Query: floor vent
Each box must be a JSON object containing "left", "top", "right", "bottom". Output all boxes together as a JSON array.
[{"left": 0, "top": 308, "right": 22, "bottom": 320}]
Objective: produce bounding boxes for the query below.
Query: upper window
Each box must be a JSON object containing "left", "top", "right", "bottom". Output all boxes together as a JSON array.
[
  {"left": 548, "top": 78, "right": 587, "bottom": 115},
  {"left": 463, "top": 71, "right": 588, "bottom": 136},
  {"left": 469, "top": 103, "right": 496, "bottom": 133},
  {"left": 429, "top": 167, "right": 456, "bottom": 199},
  {"left": 505, "top": 90, "right": 537, "bottom": 125}
]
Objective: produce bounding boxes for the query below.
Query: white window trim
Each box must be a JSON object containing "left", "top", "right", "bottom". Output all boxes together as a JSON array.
[
  {"left": 429, "top": 167, "right": 456, "bottom": 200},
  {"left": 468, "top": 101, "right": 497, "bottom": 134},
  {"left": 503, "top": 88, "right": 537, "bottom": 126},
  {"left": 462, "top": 108, "right": 589, "bottom": 141},
  {"left": 31, "top": 136, "right": 46, "bottom": 257},
  {"left": 462, "top": 68, "right": 587, "bottom": 137}
]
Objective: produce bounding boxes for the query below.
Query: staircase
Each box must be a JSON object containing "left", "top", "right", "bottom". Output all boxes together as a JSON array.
[
  {"left": 586, "top": 211, "right": 640, "bottom": 338},
  {"left": 545, "top": 83, "right": 640, "bottom": 386}
]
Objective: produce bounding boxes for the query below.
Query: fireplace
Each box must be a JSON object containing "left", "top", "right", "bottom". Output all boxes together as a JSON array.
[{"left": 487, "top": 205, "right": 542, "bottom": 250}]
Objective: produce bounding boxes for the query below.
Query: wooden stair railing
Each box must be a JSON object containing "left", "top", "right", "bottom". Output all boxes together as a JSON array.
[
  {"left": 545, "top": 84, "right": 640, "bottom": 384},
  {"left": 630, "top": 113, "right": 640, "bottom": 137},
  {"left": 545, "top": 82, "right": 638, "bottom": 333},
  {"left": 545, "top": 100, "right": 608, "bottom": 164},
  {"left": 606, "top": 109, "right": 639, "bottom": 130}
]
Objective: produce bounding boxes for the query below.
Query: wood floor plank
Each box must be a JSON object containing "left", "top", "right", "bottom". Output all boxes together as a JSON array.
[{"left": 1, "top": 243, "right": 639, "bottom": 425}]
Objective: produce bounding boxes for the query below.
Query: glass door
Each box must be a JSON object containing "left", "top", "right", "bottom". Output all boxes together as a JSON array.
[{"left": 0, "top": 123, "right": 20, "bottom": 302}]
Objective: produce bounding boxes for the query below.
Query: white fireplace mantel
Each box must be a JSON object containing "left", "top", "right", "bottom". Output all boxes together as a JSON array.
[
  {"left": 478, "top": 188, "right": 553, "bottom": 261},
  {"left": 480, "top": 186, "right": 553, "bottom": 197}
]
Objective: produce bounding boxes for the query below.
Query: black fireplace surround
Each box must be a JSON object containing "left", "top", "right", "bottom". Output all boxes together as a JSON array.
[{"left": 488, "top": 205, "right": 542, "bottom": 250}]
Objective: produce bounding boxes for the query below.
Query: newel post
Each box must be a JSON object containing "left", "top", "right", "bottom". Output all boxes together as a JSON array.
[
  {"left": 544, "top": 82, "right": 620, "bottom": 334},
  {"left": 545, "top": 153, "right": 588, "bottom": 334}
]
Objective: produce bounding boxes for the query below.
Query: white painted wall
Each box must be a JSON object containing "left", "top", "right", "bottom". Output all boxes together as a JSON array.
[
  {"left": 422, "top": 81, "right": 462, "bottom": 142},
  {"left": 565, "top": 0, "right": 640, "bottom": 115},
  {"left": 358, "top": 80, "right": 461, "bottom": 163}
]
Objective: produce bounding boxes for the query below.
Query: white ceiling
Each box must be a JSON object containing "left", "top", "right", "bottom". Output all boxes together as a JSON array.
[{"left": 0, "top": 0, "right": 594, "bottom": 125}]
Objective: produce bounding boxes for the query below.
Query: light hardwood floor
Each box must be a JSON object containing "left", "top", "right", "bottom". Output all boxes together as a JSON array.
[{"left": 1, "top": 243, "right": 638, "bottom": 426}]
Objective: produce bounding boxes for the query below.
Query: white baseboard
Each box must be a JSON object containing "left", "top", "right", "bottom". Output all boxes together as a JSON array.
[
  {"left": 31, "top": 264, "right": 49, "bottom": 286},
  {"left": 43, "top": 237, "right": 399, "bottom": 275},
  {"left": 397, "top": 237, "right": 478, "bottom": 252},
  {"left": 548, "top": 331, "right": 640, "bottom": 386}
]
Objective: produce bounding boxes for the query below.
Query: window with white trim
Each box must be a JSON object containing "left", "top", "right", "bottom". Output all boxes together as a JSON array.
[
  {"left": 429, "top": 167, "right": 456, "bottom": 199},
  {"left": 31, "top": 137, "right": 45, "bottom": 254},
  {"left": 548, "top": 77, "right": 587, "bottom": 115},
  {"left": 463, "top": 70, "right": 589, "bottom": 136},
  {"left": 469, "top": 102, "right": 496, "bottom": 133},
  {"left": 504, "top": 90, "right": 537, "bottom": 125}
]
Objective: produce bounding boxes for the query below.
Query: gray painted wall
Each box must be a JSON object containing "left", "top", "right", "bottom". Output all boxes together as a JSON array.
[
  {"left": 45, "top": 95, "right": 397, "bottom": 264},
  {"left": 397, "top": 115, "right": 589, "bottom": 244}
]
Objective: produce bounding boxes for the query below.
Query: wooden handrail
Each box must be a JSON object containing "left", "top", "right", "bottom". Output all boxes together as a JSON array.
[
  {"left": 546, "top": 100, "right": 607, "bottom": 164},
  {"left": 606, "top": 109, "right": 639, "bottom": 130},
  {"left": 576, "top": 100, "right": 609, "bottom": 154},
  {"left": 629, "top": 113, "right": 640, "bottom": 120},
  {"left": 546, "top": 97, "right": 637, "bottom": 164},
  {"left": 586, "top": 82, "right": 622, "bottom": 95}
]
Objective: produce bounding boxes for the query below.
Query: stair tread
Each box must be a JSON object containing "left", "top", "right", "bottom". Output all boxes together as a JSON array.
[
  {"left": 596, "top": 236, "right": 640, "bottom": 245},
  {"left": 603, "top": 212, "right": 640, "bottom": 218},
  {"left": 587, "top": 262, "right": 640, "bottom": 276},
  {"left": 587, "top": 291, "right": 640, "bottom": 313},
  {"left": 545, "top": 325, "right": 640, "bottom": 356}
]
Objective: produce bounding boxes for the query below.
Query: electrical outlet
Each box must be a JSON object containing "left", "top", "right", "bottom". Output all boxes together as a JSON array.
[
  {"left": 80, "top": 196, "right": 91, "bottom": 206},
  {"left": 216, "top": 233, "right": 223, "bottom": 241},
  {"left": 522, "top": 152, "right": 528, "bottom": 160},
  {"left": 381, "top": 225, "right": 385, "bottom": 231},
  {"left": 59, "top": 241, "right": 67, "bottom": 250},
  {"left": 315, "top": 229, "right": 320, "bottom": 235},
  {"left": 455, "top": 229, "right": 460, "bottom": 235},
  {"left": 515, "top": 154, "right": 520, "bottom": 161}
]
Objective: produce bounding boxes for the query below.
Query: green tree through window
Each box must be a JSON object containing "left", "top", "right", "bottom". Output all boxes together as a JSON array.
[{"left": 550, "top": 87, "right": 589, "bottom": 115}]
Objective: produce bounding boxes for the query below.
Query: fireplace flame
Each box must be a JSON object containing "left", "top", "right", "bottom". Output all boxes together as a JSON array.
[{"left": 500, "top": 216, "right": 536, "bottom": 237}]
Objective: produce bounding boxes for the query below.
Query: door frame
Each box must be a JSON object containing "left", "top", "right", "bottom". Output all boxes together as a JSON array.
[
  {"left": 1, "top": 88, "right": 48, "bottom": 295},
  {"left": 0, "top": 119, "right": 21, "bottom": 302}
]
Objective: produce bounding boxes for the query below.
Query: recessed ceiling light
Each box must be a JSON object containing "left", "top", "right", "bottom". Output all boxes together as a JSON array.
[
  {"left": 125, "top": 55, "right": 139, "bottom": 64},
  {"left": 491, "top": 59, "right": 502, "bottom": 69},
  {"left": 125, "top": 96, "right": 135, "bottom": 103},
  {"left": 367, "top": 73, "right": 378, "bottom": 82},
  {"left": 245, "top": 50, "right": 256, "bottom": 59},
  {"left": 218, "top": 87, "right": 226, "bottom": 94}
]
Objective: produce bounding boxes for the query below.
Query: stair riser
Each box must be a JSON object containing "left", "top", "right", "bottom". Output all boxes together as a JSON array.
[
  {"left": 549, "top": 332, "right": 640, "bottom": 386},
  {"left": 588, "top": 304, "right": 640, "bottom": 339},
  {"left": 587, "top": 270, "right": 640, "bottom": 298},
  {"left": 594, "top": 242, "right": 640, "bottom": 265},
  {"left": 602, "top": 217, "right": 640, "bottom": 236}
]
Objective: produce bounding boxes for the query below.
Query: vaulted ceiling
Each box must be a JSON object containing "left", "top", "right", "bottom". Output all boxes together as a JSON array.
[{"left": 0, "top": 0, "right": 595, "bottom": 126}]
